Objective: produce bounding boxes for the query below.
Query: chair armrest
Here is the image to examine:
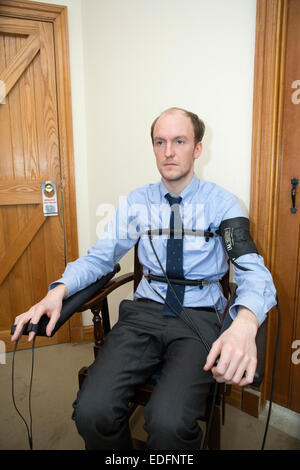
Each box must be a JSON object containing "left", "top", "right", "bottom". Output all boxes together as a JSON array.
[
  {"left": 78, "top": 272, "right": 135, "bottom": 310},
  {"left": 13, "top": 264, "right": 121, "bottom": 338}
]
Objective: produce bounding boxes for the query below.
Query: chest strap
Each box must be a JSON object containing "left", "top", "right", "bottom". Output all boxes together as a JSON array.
[{"left": 144, "top": 273, "right": 220, "bottom": 289}]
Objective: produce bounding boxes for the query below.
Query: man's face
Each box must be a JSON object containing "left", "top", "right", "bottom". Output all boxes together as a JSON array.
[{"left": 152, "top": 110, "right": 202, "bottom": 187}]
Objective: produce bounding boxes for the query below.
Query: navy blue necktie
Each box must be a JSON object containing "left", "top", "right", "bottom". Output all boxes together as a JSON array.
[{"left": 162, "top": 193, "right": 184, "bottom": 317}]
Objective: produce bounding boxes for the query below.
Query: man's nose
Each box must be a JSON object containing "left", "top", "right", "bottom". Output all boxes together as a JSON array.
[{"left": 165, "top": 141, "right": 174, "bottom": 157}]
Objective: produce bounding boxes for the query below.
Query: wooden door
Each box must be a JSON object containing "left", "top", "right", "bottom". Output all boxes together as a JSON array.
[
  {"left": 250, "top": 0, "right": 300, "bottom": 413},
  {"left": 0, "top": 8, "right": 78, "bottom": 352},
  {"left": 269, "top": 0, "right": 300, "bottom": 413}
]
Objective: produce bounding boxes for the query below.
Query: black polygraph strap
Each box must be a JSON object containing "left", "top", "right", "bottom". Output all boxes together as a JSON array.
[
  {"left": 27, "top": 323, "right": 39, "bottom": 334},
  {"left": 145, "top": 273, "right": 220, "bottom": 289},
  {"left": 146, "top": 228, "right": 215, "bottom": 240}
]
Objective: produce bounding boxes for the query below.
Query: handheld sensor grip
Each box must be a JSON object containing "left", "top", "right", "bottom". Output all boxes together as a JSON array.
[{"left": 11, "top": 265, "right": 120, "bottom": 338}]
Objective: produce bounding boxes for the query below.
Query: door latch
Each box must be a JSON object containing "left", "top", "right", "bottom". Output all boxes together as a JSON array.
[{"left": 290, "top": 178, "right": 299, "bottom": 214}]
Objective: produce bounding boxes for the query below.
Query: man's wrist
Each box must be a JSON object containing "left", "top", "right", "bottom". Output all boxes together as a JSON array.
[
  {"left": 50, "top": 283, "right": 68, "bottom": 299},
  {"left": 236, "top": 306, "right": 259, "bottom": 332}
]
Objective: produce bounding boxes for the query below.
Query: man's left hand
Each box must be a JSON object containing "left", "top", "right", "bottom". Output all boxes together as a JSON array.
[{"left": 203, "top": 307, "right": 258, "bottom": 387}]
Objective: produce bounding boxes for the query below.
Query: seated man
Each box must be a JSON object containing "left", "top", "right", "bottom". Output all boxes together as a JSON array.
[{"left": 11, "top": 107, "right": 276, "bottom": 450}]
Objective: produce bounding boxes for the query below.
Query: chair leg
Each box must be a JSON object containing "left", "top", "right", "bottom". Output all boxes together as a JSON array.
[
  {"left": 91, "top": 303, "right": 105, "bottom": 358},
  {"left": 132, "top": 438, "right": 147, "bottom": 450}
]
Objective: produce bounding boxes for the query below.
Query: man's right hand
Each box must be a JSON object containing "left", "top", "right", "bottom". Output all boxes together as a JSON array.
[{"left": 11, "top": 283, "right": 68, "bottom": 343}]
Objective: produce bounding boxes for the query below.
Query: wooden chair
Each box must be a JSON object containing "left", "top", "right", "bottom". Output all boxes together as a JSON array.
[{"left": 75, "top": 245, "right": 233, "bottom": 450}]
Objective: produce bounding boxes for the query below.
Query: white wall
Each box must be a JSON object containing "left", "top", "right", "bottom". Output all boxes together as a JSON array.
[
  {"left": 39, "top": 0, "right": 257, "bottom": 325},
  {"left": 82, "top": 0, "right": 256, "bottom": 231}
]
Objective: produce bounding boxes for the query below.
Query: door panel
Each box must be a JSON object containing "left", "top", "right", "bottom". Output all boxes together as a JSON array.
[
  {"left": 249, "top": 0, "right": 300, "bottom": 413},
  {"left": 0, "top": 16, "right": 69, "bottom": 351},
  {"left": 271, "top": 0, "right": 300, "bottom": 412}
]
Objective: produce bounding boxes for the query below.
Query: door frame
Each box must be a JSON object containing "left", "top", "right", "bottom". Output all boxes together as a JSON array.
[
  {"left": 0, "top": 0, "right": 81, "bottom": 342},
  {"left": 250, "top": 0, "right": 287, "bottom": 403}
]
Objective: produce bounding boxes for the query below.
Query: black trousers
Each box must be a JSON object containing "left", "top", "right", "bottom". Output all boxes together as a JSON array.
[{"left": 72, "top": 299, "right": 220, "bottom": 450}]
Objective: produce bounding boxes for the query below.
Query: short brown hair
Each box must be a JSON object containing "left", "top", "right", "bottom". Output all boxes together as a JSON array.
[{"left": 150, "top": 107, "right": 205, "bottom": 146}]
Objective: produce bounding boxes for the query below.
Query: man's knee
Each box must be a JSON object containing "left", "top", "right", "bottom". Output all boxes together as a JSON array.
[
  {"left": 146, "top": 412, "right": 181, "bottom": 440},
  {"left": 72, "top": 391, "right": 117, "bottom": 438},
  {"left": 145, "top": 401, "right": 190, "bottom": 442},
  {"left": 144, "top": 395, "right": 203, "bottom": 449}
]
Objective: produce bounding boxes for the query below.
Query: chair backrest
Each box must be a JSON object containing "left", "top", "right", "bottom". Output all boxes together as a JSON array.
[{"left": 134, "top": 243, "right": 143, "bottom": 292}]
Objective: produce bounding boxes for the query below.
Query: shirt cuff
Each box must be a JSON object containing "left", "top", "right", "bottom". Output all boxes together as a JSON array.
[
  {"left": 229, "top": 296, "right": 267, "bottom": 327},
  {"left": 49, "top": 278, "right": 74, "bottom": 298}
]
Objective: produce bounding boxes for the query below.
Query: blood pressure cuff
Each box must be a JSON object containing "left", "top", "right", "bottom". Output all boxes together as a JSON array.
[{"left": 217, "top": 217, "right": 259, "bottom": 265}]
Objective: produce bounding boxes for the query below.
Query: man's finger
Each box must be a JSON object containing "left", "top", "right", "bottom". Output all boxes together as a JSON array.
[
  {"left": 45, "top": 310, "right": 60, "bottom": 337},
  {"left": 11, "top": 310, "right": 33, "bottom": 341},
  {"left": 11, "top": 321, "right": 26, "bottom": 342},
  {"left": 203, "top": 340, "right": 222, "bottom": 371},
  {"left": 238, "top": 358, "right": 257, "bottom": 387},
  {"left": 25, "top": 305, "right": 47, "bottom": 342},
  {"left": 226, "top": 356, "right": 248, "bottom": 384},
  {"left": 215, "top": 348, "right": 244, "bottom": 381},
  {"left": 28, "top": 329, "right": 36, "bottom": 342}
]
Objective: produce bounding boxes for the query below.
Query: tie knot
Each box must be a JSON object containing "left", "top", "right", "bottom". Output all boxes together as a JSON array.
[{"left": 165, "top": 193, "right": 182, "bottom": 206}]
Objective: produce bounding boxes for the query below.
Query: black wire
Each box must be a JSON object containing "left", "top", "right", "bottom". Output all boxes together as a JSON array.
[
  {"left": 261, "top": 299, "right": 281, "bottom": 450},
  {"left": 201, "top": 381, "right": 218, "bottom": 450},
  {"left": 12, "top": 336, "right": 36, "bottom": 450}
]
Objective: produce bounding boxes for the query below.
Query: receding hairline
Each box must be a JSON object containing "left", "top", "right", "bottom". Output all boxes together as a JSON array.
[
  {"left": 159, "top": 107, "right": 188, "bottom": 118},
  {"left": 153, "top": 107, "right": 190, "bottom": 127},
  {"left": 151, "top": 107, "right": 205, "bottom": 145}
]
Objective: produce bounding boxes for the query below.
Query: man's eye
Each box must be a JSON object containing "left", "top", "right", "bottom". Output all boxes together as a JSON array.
[
  {"left": 177, "top": 139, "right": 184, "bottom": 145},
  {"left": 155, "top": 140, "right": 164, "bottom": 146}
]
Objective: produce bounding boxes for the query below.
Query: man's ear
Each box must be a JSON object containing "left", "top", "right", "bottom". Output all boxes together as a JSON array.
[{"left": 193, "top": 141, "right": 202, "bottom": 160}]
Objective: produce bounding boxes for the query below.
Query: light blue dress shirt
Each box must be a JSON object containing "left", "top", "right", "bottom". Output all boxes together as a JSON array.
[{"left": 50, "top": 174, "right": 276, "bottom": 326}]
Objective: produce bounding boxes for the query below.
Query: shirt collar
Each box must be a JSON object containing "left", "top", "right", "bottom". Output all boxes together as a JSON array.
[{"left": 159, "top": 173, "right": 199, "bottom": 202}]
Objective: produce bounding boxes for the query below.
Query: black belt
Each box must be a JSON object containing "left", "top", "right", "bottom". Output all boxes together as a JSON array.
[{"left": 135, "top": 297, "right": 215, "bottom": 313}]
